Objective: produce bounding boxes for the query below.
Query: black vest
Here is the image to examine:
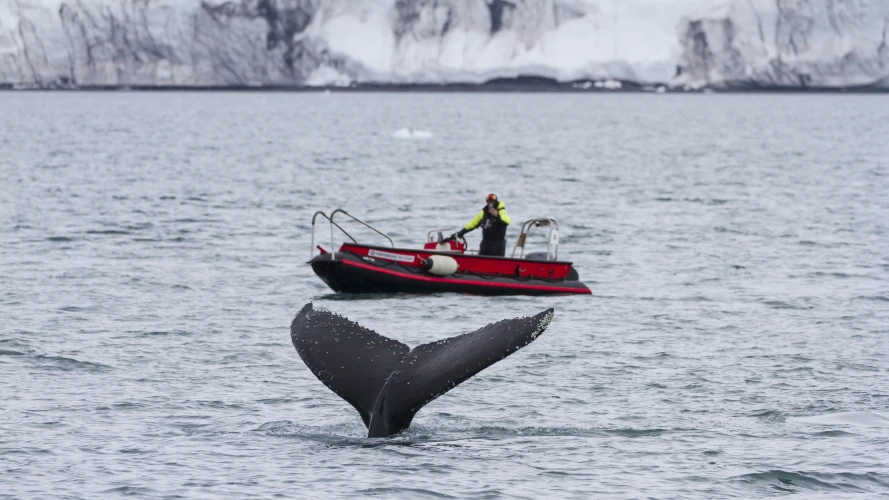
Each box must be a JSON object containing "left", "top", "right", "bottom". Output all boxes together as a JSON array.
[{"left": 479, "top": 205, "right": 508, "bottom": 241}]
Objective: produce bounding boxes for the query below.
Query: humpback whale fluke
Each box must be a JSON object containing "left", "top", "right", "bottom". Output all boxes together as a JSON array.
[{"left": 290, "top": 303, "right": 555, "bottom": 438}]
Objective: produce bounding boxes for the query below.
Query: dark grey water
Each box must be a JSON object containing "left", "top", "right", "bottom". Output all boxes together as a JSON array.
[{"left": 2, "top": 92, "right": 888, "bottom": 499}]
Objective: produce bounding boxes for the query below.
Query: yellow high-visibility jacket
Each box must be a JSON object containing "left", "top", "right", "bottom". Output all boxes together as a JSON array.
[{"left": 463, "top": 201, "right": 511, "bottom": 240}]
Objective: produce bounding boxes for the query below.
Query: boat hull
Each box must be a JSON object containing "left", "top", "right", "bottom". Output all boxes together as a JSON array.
[{"left": 311, "top": 252, "right": 591, "bottom": 296}]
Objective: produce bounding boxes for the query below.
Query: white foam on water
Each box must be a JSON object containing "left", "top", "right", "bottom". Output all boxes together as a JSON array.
[{"left": 789, "top": 411, "right": 889, "bottom": 428}]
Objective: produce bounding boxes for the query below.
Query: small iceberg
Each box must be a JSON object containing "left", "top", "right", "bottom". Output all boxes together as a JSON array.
[
  {"left": 594, "top": 79, "right": 623, "bottom": 90},
  {"left": 392, "top": 128, "right": 433, "bottom": 139}
]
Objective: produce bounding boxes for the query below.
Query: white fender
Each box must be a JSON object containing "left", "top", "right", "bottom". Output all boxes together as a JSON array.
[{"left": 424, "top": 255, "right": 459, "bottom": 276}]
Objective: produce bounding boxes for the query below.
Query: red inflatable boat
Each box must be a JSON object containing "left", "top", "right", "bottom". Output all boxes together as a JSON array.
[{"left": 309, "top": 209, "right": 591, "bottom": 296}]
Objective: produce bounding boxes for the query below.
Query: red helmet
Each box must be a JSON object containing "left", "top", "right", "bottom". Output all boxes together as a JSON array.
[{"left": 486, "top": 193, "right": 498, "bottom": 203}]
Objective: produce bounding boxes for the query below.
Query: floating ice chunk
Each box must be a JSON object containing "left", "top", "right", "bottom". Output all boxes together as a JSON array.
[
  {"left": 392, "top": 128, "right": 433, "bottom": 140},
  {"left": 594, "top": 79, "right": 623, "bottom": 90}
]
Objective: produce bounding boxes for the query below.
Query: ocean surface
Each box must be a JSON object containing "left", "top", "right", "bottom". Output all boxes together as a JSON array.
[{"left": 1, "top": 91, "right": 888, "bottom": 499}]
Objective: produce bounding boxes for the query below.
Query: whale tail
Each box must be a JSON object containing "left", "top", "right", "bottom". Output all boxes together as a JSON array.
[{"left": 290, "top": 303, "right": 554, "bottom": 437}]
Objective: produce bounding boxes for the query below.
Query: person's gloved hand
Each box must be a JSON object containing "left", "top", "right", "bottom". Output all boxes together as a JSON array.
[{"left": 446, "top": 229, "right": 467, "bottom": 241}]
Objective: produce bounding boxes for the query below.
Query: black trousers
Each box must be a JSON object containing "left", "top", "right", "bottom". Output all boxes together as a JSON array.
[{"left": 479, "top": 239, "right": 506, "bottom": 256}]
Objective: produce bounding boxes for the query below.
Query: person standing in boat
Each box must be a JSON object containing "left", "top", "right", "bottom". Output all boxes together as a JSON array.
[{"left": 448, "top": 194, "right": 512, "bottom": 256}]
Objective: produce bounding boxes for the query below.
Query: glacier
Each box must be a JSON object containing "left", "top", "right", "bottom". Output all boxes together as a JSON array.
[{"left": 1, "top": 0, "right": 888, "bottom": 89}]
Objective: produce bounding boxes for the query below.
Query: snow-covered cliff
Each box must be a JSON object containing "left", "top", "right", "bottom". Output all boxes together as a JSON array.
[{"left": 1, "top": 0, "right": 888, "bottom": 89}]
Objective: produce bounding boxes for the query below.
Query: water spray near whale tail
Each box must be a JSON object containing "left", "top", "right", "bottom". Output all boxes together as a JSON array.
[{"left": 290, "top": 303, "right": 554, "bottom": 438}]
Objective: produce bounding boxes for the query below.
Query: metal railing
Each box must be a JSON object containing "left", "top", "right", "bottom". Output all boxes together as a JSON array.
[
  {"left": 511, "top": 218, "right": 560, "bottom": 260},
  {"left": 310, "top": 209, "right": 395, "bottom": 261}
]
